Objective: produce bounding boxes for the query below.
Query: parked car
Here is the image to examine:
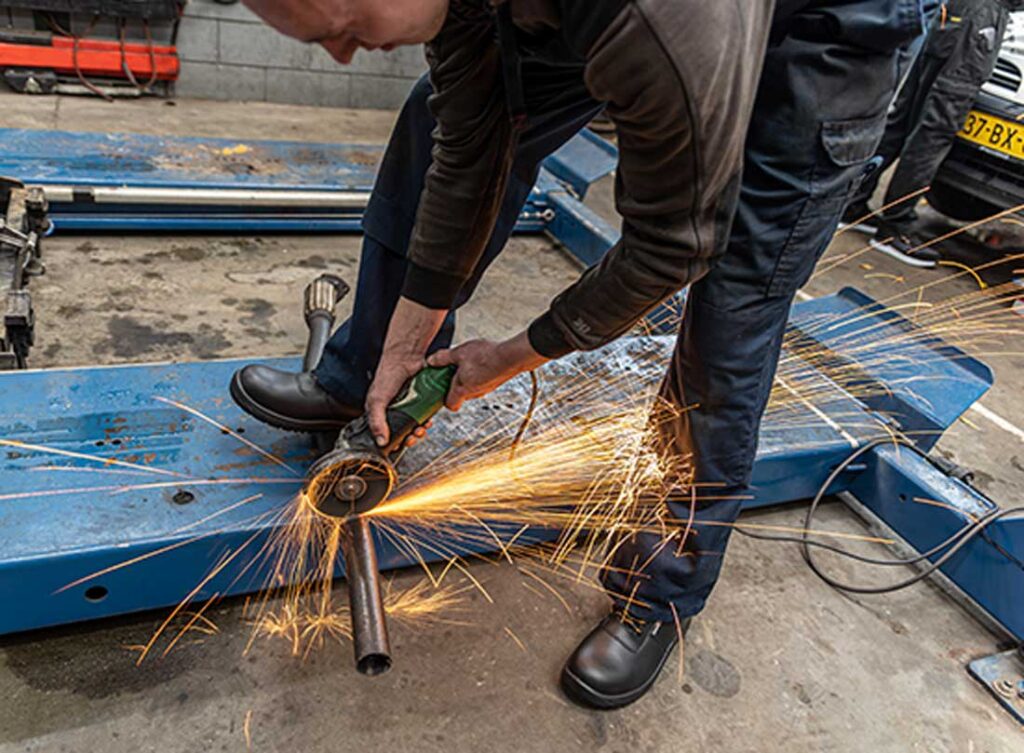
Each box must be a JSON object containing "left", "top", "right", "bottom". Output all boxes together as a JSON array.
[{"left": 928, "top": 11, "right": 1024, "bottom": 221}]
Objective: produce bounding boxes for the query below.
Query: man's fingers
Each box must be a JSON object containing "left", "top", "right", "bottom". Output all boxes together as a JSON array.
[
  {"left": 445, "top": 380, "right": 466, "bottom": 412},
  {"left": 365, "top": 393, "right": 390, "bottom": 446},
  {"left": 427, "top": 348, "right": 457, "bottom": 368},
  {"left": 403, "top": 425, "right": 429, "bottom": 449}
]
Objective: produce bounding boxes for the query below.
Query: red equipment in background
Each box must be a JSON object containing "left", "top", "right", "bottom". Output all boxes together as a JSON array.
[
  {"left": 0, "top": 33, "right": 178, "bottom": 81},
  {"left": 0, "top": 4, "right": 182, "bottom": 98}
]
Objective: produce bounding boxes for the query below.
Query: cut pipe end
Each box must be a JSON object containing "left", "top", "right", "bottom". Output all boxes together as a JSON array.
[{"left": 357, "top": 653, "right": 392, "bottom": 676}]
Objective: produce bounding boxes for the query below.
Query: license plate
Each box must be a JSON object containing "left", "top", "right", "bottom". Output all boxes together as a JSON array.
[{"left": 959, "top": 109, "right": 1024, "bottom": 160}]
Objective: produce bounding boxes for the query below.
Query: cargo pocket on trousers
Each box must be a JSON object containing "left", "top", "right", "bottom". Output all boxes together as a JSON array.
[{"left": 766, "top": 111, "right": 888, "bottom": 297}]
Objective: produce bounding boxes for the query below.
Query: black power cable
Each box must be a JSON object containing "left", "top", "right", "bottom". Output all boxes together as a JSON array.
[
  {"left": 509, "top": 370, "right": 539, "bottom": 460},
  {"left": 732, "top": 436, "right": 1024, "bottom": 595}
]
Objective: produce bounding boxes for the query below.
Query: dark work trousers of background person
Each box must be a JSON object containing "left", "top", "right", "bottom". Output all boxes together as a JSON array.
[{"left": 848, "top": 0, "right": 1013, "bottom": 229}]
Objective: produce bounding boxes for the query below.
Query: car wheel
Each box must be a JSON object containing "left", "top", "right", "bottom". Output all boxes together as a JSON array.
[{"left": 926, "top": 181, "right": 1002, "bottom": 222}]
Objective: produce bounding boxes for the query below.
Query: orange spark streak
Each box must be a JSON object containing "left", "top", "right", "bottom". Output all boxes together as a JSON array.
[
  {"left": 111, "top": 478, "right": 302, "bottom": 494},
  {"left": 55, "top": 535, "right": 207, "bottom": 594},
  {"left": 29, "top": 465, "right": 159, "bottom": 478},
  {"left": 136, "top": 527, "right": 266, "bottom": 665},
  {"left": 833, "top": 186, "right": 930, "bottom": 237},
  {"left": 170, "top": 494, "right": 265, "bottom": 535},
  {"left": 670, "top": 602, "right": 686, "bottom": 684},
  {"left": 154, "top": 396, "right": 299, "bottom": 476},
  {"left": 504, "top": 626, "right": 527, "bottom": 652},
  {"left": 243, "top": 710, "right": 254, "bottom": 751},
  {"left": 0, "top": 438, "right": 186, "bottom": 477}
]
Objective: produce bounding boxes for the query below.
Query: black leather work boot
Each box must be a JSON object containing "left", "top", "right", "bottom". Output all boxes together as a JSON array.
[
  {"left": 561, "top": 613, "right": 689, "bottom": 709},
  {"left": 230, "top": 365, "right": 360, "bottom": 432}
]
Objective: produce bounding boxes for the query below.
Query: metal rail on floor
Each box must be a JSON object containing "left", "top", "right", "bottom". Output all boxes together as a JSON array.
[{"left": 0, "top": 127, "right": 616, "bottom": 233}]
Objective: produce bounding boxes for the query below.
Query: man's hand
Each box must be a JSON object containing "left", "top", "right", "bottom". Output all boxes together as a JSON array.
[
  {"left": 427, "top": 330, "right": 549, "bottom": 411},
  {"left": 367, "top": 297, "right": 448, "bottom": 447}
]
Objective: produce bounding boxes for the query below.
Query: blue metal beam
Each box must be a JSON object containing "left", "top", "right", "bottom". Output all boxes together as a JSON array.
[
  {"left": 0, "top": 290, "right": 1000, "bottom": 638},
  {"left": 545, "top": 191, "right": 619, "bottom": 267},
  {"left": 846, "top": 445, "right": 1024, "bottom": 640},
  {"left": 538, "top": 128, "right": 618, "bottom": 199},
  {"left": 0, "top": 127, "right": 615, "bottom": 234}
]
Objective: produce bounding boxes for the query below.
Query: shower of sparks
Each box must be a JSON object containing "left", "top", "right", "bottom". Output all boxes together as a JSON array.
[
  {"left": 239, "top": 494, "right": 474, "bottom": 660},
  {"left": 32, "top": 208, "right": 1024, "bottom": 666}
]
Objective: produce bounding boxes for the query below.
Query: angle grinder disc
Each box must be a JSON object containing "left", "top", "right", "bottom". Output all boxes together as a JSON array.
[{"left": 304, "top": 450, "right": 396, "bottom": 520}]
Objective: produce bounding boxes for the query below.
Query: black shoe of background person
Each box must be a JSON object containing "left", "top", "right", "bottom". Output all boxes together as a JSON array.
[
  {"left": 838, "top": 201, "right": 879, "bottom": 235},
  {"left": 561, "top": 612, "right": 690, "bottom": 709},
  {"left": 230, "top": 365, "right": 360, "bottom": 432},
  {"left": 869, "top": 220, "right": 941, "bottom": 267}
]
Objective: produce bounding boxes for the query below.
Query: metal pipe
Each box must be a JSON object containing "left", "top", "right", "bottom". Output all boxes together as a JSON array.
[
  {"left": 303, "top": 314, "right": 333, "bottom": 373},
  {"left": 339, "top": 515, "right": 391, "bottom": 676},
  {"left": 40, "top": 185, "right": 371, "bottom": 209},
  {"left": 302, "top": 274, "right": 349, "bottom": 372}
]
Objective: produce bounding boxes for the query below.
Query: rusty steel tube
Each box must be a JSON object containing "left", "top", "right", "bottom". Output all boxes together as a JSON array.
[{"left": 339, "top": 515, "right": 391, "bottom": 675}]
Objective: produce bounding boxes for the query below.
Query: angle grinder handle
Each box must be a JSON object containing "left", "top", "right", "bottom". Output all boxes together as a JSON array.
[{"left": 378, "top": 365, "right": 456, "bottom": 455}]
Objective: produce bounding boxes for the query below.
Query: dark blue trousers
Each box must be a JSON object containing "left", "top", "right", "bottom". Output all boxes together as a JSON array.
[
  {"left": 602, "top": 16, "right": 910, "bottom": 622},
  {"left": 315, "top": 6, "right": 918, "bottom": 622}
]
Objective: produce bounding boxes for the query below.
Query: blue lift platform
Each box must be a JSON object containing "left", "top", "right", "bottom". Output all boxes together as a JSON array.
[
  {"left": 0, "top": 126, "right": 1021, "bottom": 723},
  {"left": 0, "top": 126, "right": 617, "bottom": 233}
]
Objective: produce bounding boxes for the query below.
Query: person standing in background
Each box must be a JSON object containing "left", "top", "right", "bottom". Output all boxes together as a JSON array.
[{"left": 843, "top": 0, "right": 1021, "bottom": 265}]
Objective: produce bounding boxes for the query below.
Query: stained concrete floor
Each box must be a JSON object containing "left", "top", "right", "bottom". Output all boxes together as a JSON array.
[{"left": 1, "top": 92, "right": 1023, "bottom": 752}]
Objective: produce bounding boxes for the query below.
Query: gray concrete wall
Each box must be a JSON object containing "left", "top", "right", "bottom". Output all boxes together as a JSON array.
[{"left": 175, "top": 0, "right": 426, "bottom": 109}]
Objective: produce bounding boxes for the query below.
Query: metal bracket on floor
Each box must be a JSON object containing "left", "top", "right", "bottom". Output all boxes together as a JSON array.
[
  {"left": 968, "top": 648, "right": 1024, "bottom": 725},
  {"left": 0, "top": 176, "right": 48, "bottom": 369}
]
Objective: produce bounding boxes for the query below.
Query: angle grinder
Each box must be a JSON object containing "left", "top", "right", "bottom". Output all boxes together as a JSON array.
[
  {"left": 302, "top": 365, "right": 455, "bottom": 675},
  {"left": 304, "top": 364, "right": 455, "bottom": 519}
]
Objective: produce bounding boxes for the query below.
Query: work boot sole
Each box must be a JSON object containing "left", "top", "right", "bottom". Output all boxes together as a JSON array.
[
  {"left": 229, "top": 371, "right": 355, "bottom": 433},
  {"left": 868, "top": 238, "right": 938, "bottom": 268},
  {"left": 559, "top": 643, "right": 676, "bottom": 710},
  {"left": 837, "top": 221, "right": 878, "bottom": 235}
]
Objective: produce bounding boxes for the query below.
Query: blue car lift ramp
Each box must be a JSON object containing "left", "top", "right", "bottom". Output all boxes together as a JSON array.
[{"left": 0, "top": 126, "right": 617, "bottom": 233}]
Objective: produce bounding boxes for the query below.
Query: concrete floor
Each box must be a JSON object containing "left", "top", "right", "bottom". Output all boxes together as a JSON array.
[{"left": 1, "top": 92, "right": 1023, "bottom": 752}]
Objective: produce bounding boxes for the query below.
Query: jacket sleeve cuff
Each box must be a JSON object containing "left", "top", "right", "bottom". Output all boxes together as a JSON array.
[
  {"left": 401, "top": 261, "right": 466, "bottom": 310},
  {"left": 528, "top": 310, "right": 575, "bottom": 359}
]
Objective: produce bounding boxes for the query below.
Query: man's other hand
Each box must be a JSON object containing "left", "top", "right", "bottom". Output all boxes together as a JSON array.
[
  {"left": 427, "top": 331, "right": 549, "bottom": 411},
  {"left": 366, "top": 297, "right": 447, "bottom": 448}
]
